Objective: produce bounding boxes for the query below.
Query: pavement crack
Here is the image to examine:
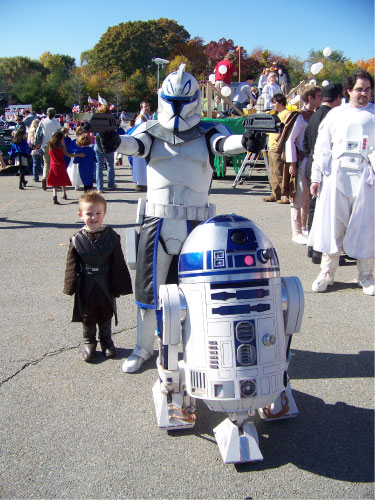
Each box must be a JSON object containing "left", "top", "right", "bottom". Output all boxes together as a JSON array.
[{"left": 0, "top": 325, "right": 136, "bottom": 387}]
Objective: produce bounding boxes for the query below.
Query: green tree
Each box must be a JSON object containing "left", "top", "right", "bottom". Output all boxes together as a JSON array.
[
  {"left": 167, "top": 56, "right": 192, "bottom": 74},
  {"left": 306, "top": 49, "right": 353, "bottom": 86},
  {"left": 177, "top": 37, "right": 208, "bottom": 79},
  {"left": 90, "top": 18, "right": 190, "bottom": 78},
  {"left": 122, "top": 69, "right": 157, "bottom": 111},
  {"left": 60, "top": 69, "right": 88, "bottom": 109},
  {"left": 12, "top": 72, "right": 48, "bottom": 111},
  {"left": 286, "top": 55, "right": 306, "bottom": 88},
  {"left": 40, "top": 51, "right": 75, "bottom": 75},
  {"left": 0, "top": 56, "right": 48, "bottom": 108},
  {"left": 80, "top": 49, "right": 95, "bottom": 67}
]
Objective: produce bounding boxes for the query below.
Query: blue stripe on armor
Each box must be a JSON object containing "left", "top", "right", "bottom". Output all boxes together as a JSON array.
[
  {"left": 152, "top": 219, "right": 163, "bottom": 307},
  {"left": 135, "top": 301, "right": 157, "bottom": 309}
]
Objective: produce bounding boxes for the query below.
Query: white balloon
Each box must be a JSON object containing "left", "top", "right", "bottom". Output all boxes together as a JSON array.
[
  {"left": 218, "top": 64, "right": 228, "bottom": 75},
  {"left": 208, "top": 73, "right": 215, "bottom": 84},
  {"left": 311, "top": 62, "right": 323, "bottom": 75},
  {"left": 322, "top": 80, "right": 330, "bottom": 87},
  {"left": 323, "top": 46, "right": 332, "bottom": 57},
  {"left": 310, "top": 79, "right": 317, "bottom": 85},
  {"left": 221, "top": 86, "right": 232, "bottom": 97}
]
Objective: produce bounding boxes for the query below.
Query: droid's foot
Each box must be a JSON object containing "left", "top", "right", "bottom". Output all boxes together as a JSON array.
[
  {"left": 152, "top": 379, "right": 196, "bottom": 431},
  {"left": 122, "top": 349, "right": 151, "bottom": 373},
  {"left": 258, "top": 384, "right": 298, "bottom": 421},
  {"left": 213, "top": 418, "right": 263, "bottom": 463}
]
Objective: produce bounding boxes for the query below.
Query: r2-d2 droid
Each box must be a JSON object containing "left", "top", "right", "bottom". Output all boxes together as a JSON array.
[{"left": 153, "top": 214, "right": 304, "bottom": 463}]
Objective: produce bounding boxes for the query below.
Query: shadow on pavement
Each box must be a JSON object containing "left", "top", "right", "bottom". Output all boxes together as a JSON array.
[
  {"left": 290, "top": 349, "right": 374, "bottom": 379},
  {"left": 0, "top": 217, "right": 137, "bottom": 230},
  {"left": 164, "top": 390, "right": 373, "bottom": 482}
]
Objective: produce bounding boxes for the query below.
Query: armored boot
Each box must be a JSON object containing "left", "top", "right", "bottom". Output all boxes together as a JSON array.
[
  {"left": 82, "top": 324, "right": 97, "bottom": 362},
  {"left": 98, "top": 319, "right": 116, "bottom": 358}
]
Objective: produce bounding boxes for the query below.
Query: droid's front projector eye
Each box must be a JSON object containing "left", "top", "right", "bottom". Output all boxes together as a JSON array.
[
  {"left": 240, "top": 379, "right": 256, "bottom": 397},
  {"left": 230, "top": 230, "right": 247, "bottom": 245}
]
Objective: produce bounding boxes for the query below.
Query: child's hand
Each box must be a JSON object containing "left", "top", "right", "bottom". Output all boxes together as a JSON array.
[{"left": 79, "top": 153, "right": 86, "bottom": 158}]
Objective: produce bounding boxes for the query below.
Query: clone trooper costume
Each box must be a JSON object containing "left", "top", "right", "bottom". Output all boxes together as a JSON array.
[
  {"left": 112, "top": 65, "right": 248, "bottom": 372},
  {"left": 309, "top": 102, "right": 375, "bottom": 294}
]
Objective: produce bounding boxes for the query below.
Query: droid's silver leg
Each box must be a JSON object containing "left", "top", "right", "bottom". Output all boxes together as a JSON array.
[
  {"left": 213, "top": 412, "right": 263, "bottom": 463},
  {"left": 152, "top": 374, "right": 196, "bottom": 431},
  {"left": 258, "top": 383, "right": 298, "bottom": 421},
  {"left": 257, "top": 276, "right": 303, "bottom": 419},
  {"left": 153, "top": 284, "right": 196, "bottom": 430}
]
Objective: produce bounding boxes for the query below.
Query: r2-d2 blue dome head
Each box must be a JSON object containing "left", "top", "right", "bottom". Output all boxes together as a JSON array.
[
  {"left": 158, "top": 64, "right": 201, "bottom": 132},
  {"left": 178, "top": 214, "right": 280, "bottom": 284}
]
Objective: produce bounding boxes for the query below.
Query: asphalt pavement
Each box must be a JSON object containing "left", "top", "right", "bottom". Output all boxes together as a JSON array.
[{"left": 0, "top": 161, "right": 373, "bottom": 500}]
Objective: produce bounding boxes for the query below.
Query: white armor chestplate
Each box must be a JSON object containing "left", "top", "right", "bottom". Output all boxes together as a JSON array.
[
  {"left": 145, "top": 135, "right": 212, "bottom": 221},
  {"left": 332, "top": 107, "right": 374, "bottom": 167},
  {"left": 333, "top": 108, "right": 374, "bottom": 196}
]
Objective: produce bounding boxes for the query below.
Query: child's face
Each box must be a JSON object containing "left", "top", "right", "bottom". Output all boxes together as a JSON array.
[{"left": 79, "top": 201, "right": 106, "bottom": 231}]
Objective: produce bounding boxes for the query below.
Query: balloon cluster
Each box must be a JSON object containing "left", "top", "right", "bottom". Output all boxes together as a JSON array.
[
  {"left": 72, "top": 104, "right": 80, "bottom": 113},
  {"left": 310, "top": 46, "right": 332, "bottom": 78},
  {"left": 109, "top": 104, "right": 115, "bottom": 110}
]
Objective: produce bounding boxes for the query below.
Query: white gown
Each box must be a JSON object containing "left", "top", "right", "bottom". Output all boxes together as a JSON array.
[{"left": 309, "top": 102, "right": 375, "bottom": 259}]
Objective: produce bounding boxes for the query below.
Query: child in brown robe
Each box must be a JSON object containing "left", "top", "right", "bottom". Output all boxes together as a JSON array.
[{"left": 63, "top": 191, "right": 132, "bottom": 361}]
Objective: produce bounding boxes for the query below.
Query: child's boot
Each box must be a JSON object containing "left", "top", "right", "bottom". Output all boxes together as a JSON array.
[
  {"left": 53, "top": 195, "right": 60, "bottom": 205},
  {"left": 98, "top": 319, "right": 116, "bottom": 358},
  {"left": 82, "top": 324, "right": 97, "bottom": 362}
]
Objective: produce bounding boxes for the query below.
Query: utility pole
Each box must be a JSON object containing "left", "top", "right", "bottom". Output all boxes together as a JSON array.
[
  {"left": 236, "top": 46, "right": 242, "bottom": 82},
  {"left": 152, "top": 58, "right": 170, "bottom": 90}
]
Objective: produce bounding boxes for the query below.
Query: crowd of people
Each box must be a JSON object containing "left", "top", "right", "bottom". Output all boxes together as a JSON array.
[
  {"left": 212, "top": 53, "right": 374, "bottom": 296},
  {"left": 1, "top": 63, "right": 374, "bottom": 325},
  {"left": 213, "top": 55, "right": 291, "bottom": 115},
  {"left": 1, "top": 101, "right": 155, "bottom": 201}
]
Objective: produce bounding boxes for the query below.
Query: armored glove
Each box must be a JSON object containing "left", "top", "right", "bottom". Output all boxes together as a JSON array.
[
  {"left": 241, "top": 130, "right": 267, "bottom": 154},
  {"left": 96, "top": 130, "right": 121, "bottom": 154}
]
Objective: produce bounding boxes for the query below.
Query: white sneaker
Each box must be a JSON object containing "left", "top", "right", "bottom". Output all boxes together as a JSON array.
[
  {"left": 358, "top": 273, "right": 375, "bottom": 296},
  {"left": 312, "top": 270, "right": 335, "bottom": 292},
  {"left": 292, "top": 234, "right": 308, "bottom": 245}
]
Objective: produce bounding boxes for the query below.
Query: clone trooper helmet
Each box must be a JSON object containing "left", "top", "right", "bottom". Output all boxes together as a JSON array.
[{"left": 158, "top": 64, "right": 201, "bottom": 132}]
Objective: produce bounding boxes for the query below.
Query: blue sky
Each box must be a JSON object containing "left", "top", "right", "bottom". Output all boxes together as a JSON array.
[{"left": 1, "top": 0, "right": 373, "bottom": 67}]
